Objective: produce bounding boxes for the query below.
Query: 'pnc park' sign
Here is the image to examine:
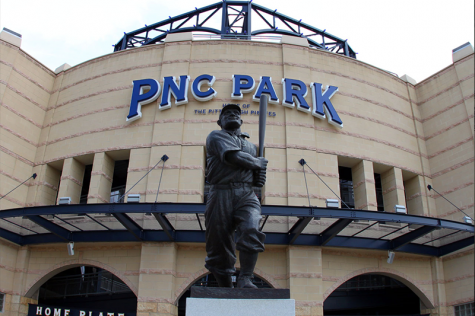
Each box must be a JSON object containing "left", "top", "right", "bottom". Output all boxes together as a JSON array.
[
  {"left": 28, "top": 304, "right": 135, "bottom": 316},
  {"left": 126, "top": 74, "right": 343, "bottom": 128}
]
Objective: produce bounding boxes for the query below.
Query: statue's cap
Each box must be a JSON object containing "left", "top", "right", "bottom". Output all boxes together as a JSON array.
[{"left": 220, "top": 104, "right": 241, "bottom": 118}]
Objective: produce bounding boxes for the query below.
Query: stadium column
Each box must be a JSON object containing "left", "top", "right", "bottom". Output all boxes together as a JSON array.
[
  {"left": 27, "top": 164, "right": 61, "bottom": 207},
  {"left": 315, "top": 153, "right": 340, "bottom": 206},
  {"left": 56, "top": 157, "right": 85, "bottom": 204},
  {"left": 126, "top": 148, "right": 151, "bottom": 202},
  {"left": 287, "top": 246, "right": 324, "bottom": 316},
  {"left": 421, "top": 258, "right": 447, "bottom": 316},
  {"left": 352, "top": 160, "right": 378, "bottom": 211},
  {"left": 404, "top": 77, "right": 436, "bottom": 218},
  {"left": 281, "top": 35, "right": 318, "bottom": 207},
  {"left": 145, "top": 34, "right": 192, "bottom": 205},
  {"left": 137, "top": 243, "right": 178, "bottom": 315},
  {"left": 87, "top": 152, "right": 114, "bottom": 203},
  {"left": 404, "top": 175, "right": 430, "bottom": 216},
  {"left": 453, "top": 44, "right": 475, "bottom": 136},
  {"left": 11, "top": 246, "right": 38, "bottom": 314},
  {"left": 381, "top": 167, "right": 406, "bottom": 212}
]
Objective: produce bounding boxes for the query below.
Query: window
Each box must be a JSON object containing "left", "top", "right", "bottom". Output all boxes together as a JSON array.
[
  {"left": 374, "top": 173, "right": 384, "bottom": 212},
  {"left": 110, "top": 160, "right": 129, "bottom": 203},
  {"left": 80, "top": 164, "right": 93, "bottom": 204},
  {"left": 455, "top": 302, "right": 474, "bottom": 316},
  {"left": 339, "top": 167, "right": 354, "bottom": 209},
  {"left": 0, "top": 292, "right": 4, "bottom": 312}
]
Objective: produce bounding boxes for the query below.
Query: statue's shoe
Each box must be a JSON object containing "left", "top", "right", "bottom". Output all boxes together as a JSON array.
[{"left": 237, "top": 276, "right": 258, "bottom": 289}]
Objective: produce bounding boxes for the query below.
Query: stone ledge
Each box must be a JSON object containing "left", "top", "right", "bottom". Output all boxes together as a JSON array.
[{"left": 190, "top": 286, "right": 290, "bottom": 299}]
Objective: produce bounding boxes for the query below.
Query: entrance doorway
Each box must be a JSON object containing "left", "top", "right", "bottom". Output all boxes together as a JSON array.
[
  {"left": 38, "top": 266, "right": 137, "bottom": 313},
  {"left": 324, "top": 274, "right": 423, "bottom": 315},
  {"left": 177, "top": 271, "right": 272, "bottom": 315}
]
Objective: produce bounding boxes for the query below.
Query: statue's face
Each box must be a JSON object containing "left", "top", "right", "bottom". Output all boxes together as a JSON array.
[{"left": 219, "top": 109, "right": 242, "bottom": 130}]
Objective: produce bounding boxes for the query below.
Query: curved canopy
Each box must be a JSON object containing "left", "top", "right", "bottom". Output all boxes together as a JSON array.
[
  {"left": 1, "top": 203, "right": 473, "bottom": 257},
  {"left": 113, "top": 1, "right": 356, "bottom": 58}
]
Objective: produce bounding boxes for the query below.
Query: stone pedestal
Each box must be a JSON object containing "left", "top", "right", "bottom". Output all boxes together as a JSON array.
[{"left": 186, "top": 287, "right": 295, "bottom": 316}]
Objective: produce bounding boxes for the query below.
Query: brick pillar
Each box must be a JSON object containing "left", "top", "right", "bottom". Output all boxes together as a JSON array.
[
  {"left": 57, "top": 157, "right": 85, "bottom": 204},
  {"left": 87, "top": 152, "right": 114, "bottom": 203},
  {"left": 137, "top": 243, "right": 178, "bottom": 316},
  {"left": 287, "top": 246, "right": 323, "bottom": 316},
  {"left": 27, "top": 164, "right": 61, "bottom": 207},
  {"left": 3, "top": 294, "right": 37, "bottom": 315},
  {"left": 422, "top": 258, "right": 447, "bottom": 316},
  {"left": 352, "top": 160, "right": 377, "bottom": 211},
  {"left": 381, "top": 167, "right": 406, "bottom": 212},
  {"left": 315, "top": 153, "right": 340, "bottom": 207},
  {"left": 12, "top": 246, "right": 38, "bottom": 315},
  {"left": 404, "top": 175, "right": 430, "bottom": 216},
  {"left": 126, "top": 148, "right": 151, "bottom": 203}
]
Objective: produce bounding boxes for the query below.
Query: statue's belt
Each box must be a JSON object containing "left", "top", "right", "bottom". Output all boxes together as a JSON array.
[{"left": 210, "top": 183, "right": 254, "bottom": 190}]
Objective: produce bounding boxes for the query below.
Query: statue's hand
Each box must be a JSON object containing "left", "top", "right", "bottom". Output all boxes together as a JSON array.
[
  {"left": 254, "top": 169, "right": 267, "bottom": 187},
  {"left": 256, "top": 157, "right": 268, "bottom": 170}
]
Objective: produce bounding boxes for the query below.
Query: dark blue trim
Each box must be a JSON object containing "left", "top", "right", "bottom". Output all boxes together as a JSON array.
[
  {"left": 320, "top": 218, "right": 352, "bottom": 246},
  {"left": 26, "top": 215, "right": 71, "bottom": 241},
  {"left": 153, "top": 213, "right": 175, "bottom": 241},
  {"left": 390, "top": 225, "right": 437, "bottom": 250},
  {"left": 438, "top": 237, "right": 475, "bottom": 257},
  {"left": 288, "top": 217, "right": 313, "bottom": 244},
  {"left": 0, "top": 203, "right": 472, "bottom": 257},
  {"left": 112, "top": 213, "right": 143, "bottom": 240}
]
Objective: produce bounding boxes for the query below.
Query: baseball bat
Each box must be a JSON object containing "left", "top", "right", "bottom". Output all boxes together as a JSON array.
[{"left": 258, "top": 94, "right": 268, "bottom": 157}]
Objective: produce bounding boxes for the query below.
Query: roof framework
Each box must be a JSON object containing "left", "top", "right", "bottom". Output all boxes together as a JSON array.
[
  {"left": 113, "top": 1, "right": 356, "bottom": 58},
  {"left": 1, "top": 203, "right": 473, "bottom": 257}
]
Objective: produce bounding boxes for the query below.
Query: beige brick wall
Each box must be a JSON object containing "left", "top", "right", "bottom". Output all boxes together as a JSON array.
[
  {"left": 0, "top": 37, "right": 473, "bottom": 315},
  {"left": 0, "top": 238, "right": 473, "bottom": 315}
]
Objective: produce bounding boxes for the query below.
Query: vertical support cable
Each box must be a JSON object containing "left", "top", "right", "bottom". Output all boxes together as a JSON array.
[
  {"left": 155, "top": 159, "right": 167, "bottom": 203},
  {"left": 299, "top": 159, "right": 351, "bottom": 209},
  {"left": 302, "top": 163, "right": 312, "bottom": 209}
]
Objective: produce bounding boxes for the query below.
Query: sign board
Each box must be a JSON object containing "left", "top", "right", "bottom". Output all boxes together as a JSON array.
[
  {"left": 126, "top": 74, "right": 343, "bottom": 128},
  {"left": 28, "top": 304, "right": 135, "bottom": 316}
]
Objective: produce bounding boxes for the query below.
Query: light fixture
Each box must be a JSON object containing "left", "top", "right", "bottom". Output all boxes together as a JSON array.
[
  {"left": 394, "top": 205, "right": 406, "bottom": 214},
  {"left": 127, "top": 194, "right": 141, "bottom": 203},
  {"left": 326, "top": 199, "right": 339, "bottom": 208},
  {"left": 58, "top": 197, "right": 71, "bottom": 205},
  {"left": 67, "top": 242, "right": 74, "bottom": 256},
  {"left": 387, "top": 251, "right": 395, "bottom": 264},
  {"left": 463, "top": 216, "right": 473, "bottom": 224}
]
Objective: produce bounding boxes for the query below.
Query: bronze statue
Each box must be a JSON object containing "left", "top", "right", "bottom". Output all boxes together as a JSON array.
[{"left": 204, "top": 104, "right": 268, "bottom": 288}]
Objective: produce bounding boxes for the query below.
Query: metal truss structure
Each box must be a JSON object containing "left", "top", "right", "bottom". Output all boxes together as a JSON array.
[
  {"left": 113, "top": 1, "right": 356, "bottom": 58},
  {"left": 1, "top": 203, "right": 473, "bottom": 257}
]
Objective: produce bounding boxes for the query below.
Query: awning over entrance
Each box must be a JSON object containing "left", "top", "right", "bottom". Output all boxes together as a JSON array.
[{"left": 0, "top": 203, "right": 473, "bottom": 257}]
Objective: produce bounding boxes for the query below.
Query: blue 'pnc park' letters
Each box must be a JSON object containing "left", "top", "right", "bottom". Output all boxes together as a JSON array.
[{"left": 127, "top": 74, "right": 342, "bottom": 128}]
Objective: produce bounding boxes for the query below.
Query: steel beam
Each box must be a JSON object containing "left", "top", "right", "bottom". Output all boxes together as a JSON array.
[
  {"left": 320, "top": 218, "right": 352, "bottom": 246},
  {"left": 112, "top": 213, "right": 143, "bottom": 241},
  {"left": 0, "top": 227, "right": 23, "bottom": 245},
  {"left": 0, "top": 204, "right": 472, "bottom": 256},
  {"left": 288, "top": 217, "right": 313, "bottom": 244},
  {"left": 153, "top": 213, "right": 175, "bottom": 241},
  {"left": 390, "top": 225, "right": 437, "bottom": 250},
  {"left": 2, "top": 204, "right": 472, "bottom": 234},
  {"left": 438, "top": 237, "right": 475, "bottom": 257},
  {"left": 111, "top": 1, "right": 356, "bottom": 58},
  {"left": 26, "top": 215, "right": 71, "bottom": 241}
]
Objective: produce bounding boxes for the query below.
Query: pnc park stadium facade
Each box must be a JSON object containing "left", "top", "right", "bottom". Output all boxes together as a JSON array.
[{"left": 0, "top": 2, "right": 474, "bottom": 316}]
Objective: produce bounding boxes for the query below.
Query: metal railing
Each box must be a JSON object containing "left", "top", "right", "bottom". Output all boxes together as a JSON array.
[{"left": 39, "top": 271, "right": 131, "bottom": 299}]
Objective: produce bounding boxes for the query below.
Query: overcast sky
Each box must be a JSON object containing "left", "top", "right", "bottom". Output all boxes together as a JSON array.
[{"left": 2, "top": 0, "right": 474, "bottom": 83}]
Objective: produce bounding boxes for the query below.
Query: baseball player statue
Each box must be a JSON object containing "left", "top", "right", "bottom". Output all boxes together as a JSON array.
[{"left": 204, "top": 104, "right": 268, "bottom": 288}]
